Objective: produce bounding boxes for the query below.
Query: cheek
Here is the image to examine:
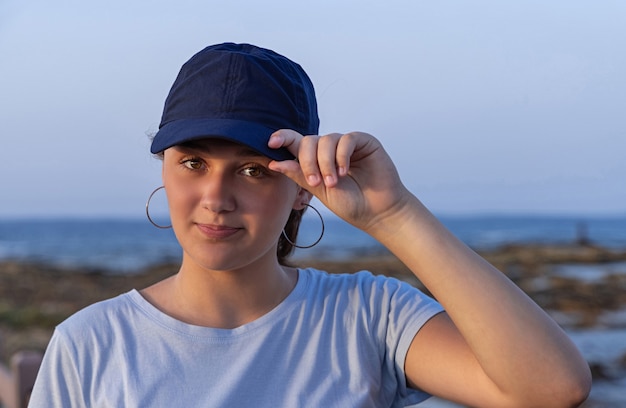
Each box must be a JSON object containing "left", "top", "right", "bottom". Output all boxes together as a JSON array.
[
  {"left": 164, "top": 179, "right": 198, "bottom": 218},
  {"left": 240, "top": 182, "right": 294, "bottom": 216},
  {"left": 260, "top": 184, "right": 300, "bottom": 220}
]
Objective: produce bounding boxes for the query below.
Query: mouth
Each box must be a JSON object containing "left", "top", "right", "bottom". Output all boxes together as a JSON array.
[{"left": 195, "top": 223, "right": 242, "bottom": 240}]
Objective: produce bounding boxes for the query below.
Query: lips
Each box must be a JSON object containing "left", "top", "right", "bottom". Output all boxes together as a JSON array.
[{"left": 196, "top": 223, "right": 242, "bottom": 239}]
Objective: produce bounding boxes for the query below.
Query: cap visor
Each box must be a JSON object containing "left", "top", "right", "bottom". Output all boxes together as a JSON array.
[{"left": 151, "top": 118, "right": 295, "bottom": 161}]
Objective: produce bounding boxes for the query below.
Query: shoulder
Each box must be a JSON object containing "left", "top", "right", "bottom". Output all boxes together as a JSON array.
[
  {"left": 54, "top": 290, "right": 141, "bottom": 340},
  {"left": 299, "top": 267, "right": 441, "bottom": 319},
  {"left": 301, "top": 267, "right": 389, "bottom": 286},
  {"left": 301, "top": 267, "right": 424, "bottom": 299},
  {"left": 297, "top": 268, "right": 443, "bottom": 404}
]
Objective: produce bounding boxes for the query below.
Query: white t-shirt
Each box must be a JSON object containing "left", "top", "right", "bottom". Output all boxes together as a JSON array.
[{"left": 29, "top": 268, "right": 444, "bottom": 407}]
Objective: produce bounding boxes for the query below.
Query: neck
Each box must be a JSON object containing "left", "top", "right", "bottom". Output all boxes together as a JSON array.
[{"left": 141, "top": 255, "right": 298, "bottom": 329}]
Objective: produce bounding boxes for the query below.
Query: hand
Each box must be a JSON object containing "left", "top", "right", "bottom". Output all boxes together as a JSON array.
[{"left": 268, "top": 129, "right": 412, "bottom": 232}]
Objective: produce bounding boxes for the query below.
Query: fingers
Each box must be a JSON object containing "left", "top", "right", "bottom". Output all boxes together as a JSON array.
[
  {"left": 267, "top": 128, "right": 302, "bottom": 152},
  {"left": 269, "top": 130, "right": 356, "bottom": 188},
  {"left": 300, "top": 133, "right": 343, "bottom": 187}
]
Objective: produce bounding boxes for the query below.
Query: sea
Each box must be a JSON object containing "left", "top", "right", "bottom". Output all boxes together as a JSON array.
[{"left": 0, "top": 214, "right": 625, "bottom": 272}]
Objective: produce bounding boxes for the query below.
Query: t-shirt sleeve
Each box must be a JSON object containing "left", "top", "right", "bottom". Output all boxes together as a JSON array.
[
  {"left": 29, "top": 327, "right": 87, "bottom": 408},
  {"left": 360, "top": 272, "right": 445, "bottom": 407}
]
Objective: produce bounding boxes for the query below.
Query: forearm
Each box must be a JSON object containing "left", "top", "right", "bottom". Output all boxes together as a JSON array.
[{"left": 367, "top": 193, "right": 591, "bottom": 402}]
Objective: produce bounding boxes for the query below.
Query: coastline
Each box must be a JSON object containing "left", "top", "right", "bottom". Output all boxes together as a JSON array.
[{"left": 1, "top": 242, "right": 626, "bottom": 406}]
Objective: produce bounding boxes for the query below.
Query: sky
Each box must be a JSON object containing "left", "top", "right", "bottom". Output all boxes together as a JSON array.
[{"left": 1, "top": 0, "right": 625, "bottom": 218}]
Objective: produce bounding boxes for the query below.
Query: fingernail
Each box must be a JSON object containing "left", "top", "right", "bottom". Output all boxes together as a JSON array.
[{"left": 307, "top": 174, "right": 320, "bottom": 185}]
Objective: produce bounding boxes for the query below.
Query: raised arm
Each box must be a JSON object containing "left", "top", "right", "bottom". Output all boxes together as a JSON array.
[{"left": 268, "top": 130, "right": 591, "bottom": 408}]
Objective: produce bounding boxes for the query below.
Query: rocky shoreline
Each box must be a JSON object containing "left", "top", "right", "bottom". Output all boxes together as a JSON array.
[{"left": 2, "top": 242, "right": 626, "bottom": 406}]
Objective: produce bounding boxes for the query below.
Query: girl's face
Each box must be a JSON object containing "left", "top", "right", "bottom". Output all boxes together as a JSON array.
[{"left": 162, "top": 138, "right": 307, "bottom": 272}]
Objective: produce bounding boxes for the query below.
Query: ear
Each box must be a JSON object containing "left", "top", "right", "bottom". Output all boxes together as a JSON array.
[{"left": 293, "top": 188, "right": 313, "bottom": 210}]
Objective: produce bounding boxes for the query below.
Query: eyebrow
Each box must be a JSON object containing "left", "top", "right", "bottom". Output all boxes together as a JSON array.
[{"left": 177, "top": 140, "right": 265, "bottom": 158}]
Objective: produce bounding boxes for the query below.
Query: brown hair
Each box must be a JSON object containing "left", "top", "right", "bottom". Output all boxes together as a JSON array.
[{"left": 277, "top": 208, "right": 305, "bottom": 265}]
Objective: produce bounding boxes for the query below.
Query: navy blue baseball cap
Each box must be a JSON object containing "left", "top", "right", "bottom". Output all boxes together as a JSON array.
[{"left": 150, "top": 43, "right": 319, "bottom": 161}]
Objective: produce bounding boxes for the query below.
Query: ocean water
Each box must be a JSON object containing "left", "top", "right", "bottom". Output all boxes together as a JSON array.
[{"left": 0, "top": 214, "right": 624, "bottom": 272}]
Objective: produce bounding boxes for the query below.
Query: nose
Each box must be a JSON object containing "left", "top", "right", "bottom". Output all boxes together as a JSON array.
[{"left": 201, "top": 171, "right": 236, "bottom": 213}]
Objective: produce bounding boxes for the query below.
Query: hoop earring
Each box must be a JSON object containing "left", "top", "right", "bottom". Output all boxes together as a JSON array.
[
  {"left": 282, "top": 203, "right": 325, "bottom": 249},
  {"left": 146, "top": 186, "right": 172, "bottom": 229}
]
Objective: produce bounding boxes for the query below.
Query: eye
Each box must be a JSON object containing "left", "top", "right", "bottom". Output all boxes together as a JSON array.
[
  {"left": 181, "top": 158, "right": 204, "bottom": 170},
  {"left": 241, "top": 165, "right": 265, "bottom": 177}
]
